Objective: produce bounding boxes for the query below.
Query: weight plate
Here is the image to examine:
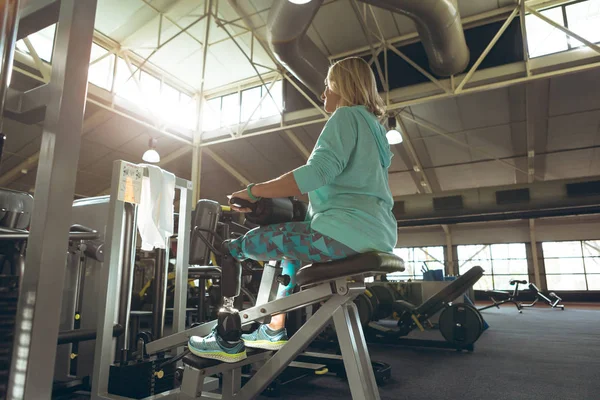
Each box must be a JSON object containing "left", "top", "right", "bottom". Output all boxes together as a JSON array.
[
  {"left": 353, "top": 293, "right": 374, "bottom": 327},
  {"left": 368, "top": 285, "right": 397, "bottom": 321},
  {"left": 438, "top": 303, "right": 484, "bottom": 347},
  {"left": 364, "top": 289, "right": 380, "bottom": 319}
]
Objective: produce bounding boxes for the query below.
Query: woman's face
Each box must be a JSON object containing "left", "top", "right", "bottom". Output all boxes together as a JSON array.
[{"left": 321, "top": 78, "right": 341, "bottom": 114}]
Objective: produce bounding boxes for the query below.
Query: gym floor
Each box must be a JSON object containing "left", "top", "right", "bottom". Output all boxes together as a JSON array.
[
  {"left": 60, "top": 304, "right": 600, "bottom": 400},
  {"left": 267, "top": 303, "right": 600, "bottom": 400}
]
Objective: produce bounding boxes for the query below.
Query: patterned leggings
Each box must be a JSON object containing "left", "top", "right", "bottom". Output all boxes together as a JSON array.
[{"left": 226, "top": 222, "right": 356, "bottom": 297}]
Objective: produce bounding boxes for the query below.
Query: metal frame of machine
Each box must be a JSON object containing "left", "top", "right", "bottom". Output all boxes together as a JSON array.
[
  {"left": 4, "top": 1, "right": 99, "bottom": 398},
  {"left": 91, "top": 160, "right": 193, "bottom": 399}
]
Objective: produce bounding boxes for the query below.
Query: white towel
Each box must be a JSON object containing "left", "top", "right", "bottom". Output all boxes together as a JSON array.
[{"left": 137, "top": 164, "right": 176, "bottom": 251}]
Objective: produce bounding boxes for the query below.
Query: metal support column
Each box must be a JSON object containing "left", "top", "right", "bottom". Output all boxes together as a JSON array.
[
  {"left": 116, "top": 203, "right": 137, "bottom": 363},
  {"left": 0, "top": 0, "right": 20, "bottom": 133},
  {"left": 172, "top": 182, "right": 193, "bottom": 336},
  {"left": 529, "top": 219, "right": 541, "bottom": 287},
  {"left": 7, "top": 1, "right": 97, "bottom": 399},
  {"left": 152, "top": 247, "right": 169, "bottom": 340},
  {"left": 192, "top": 0, "right": 212, "bottom": 204}
]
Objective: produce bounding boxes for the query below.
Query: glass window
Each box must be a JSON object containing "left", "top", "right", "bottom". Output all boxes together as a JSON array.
[
  {"left": 388, "top": 246, "right": 444, "bottom": 281},
  {"left": 221, "top": 93, "right": 240, "bottom": 127},
  {"left": 179, "top": 94, "right": 197, "bottom": 130},
  {"left": 158, "top": 83, "right": 181, "bottom": 123},
  {"left": 565, "top": 0, "right": 600, "bottom": 49},
  {"left": 88, "top": 44, "right": 114, "bottom": 90},
  {"left": 458, "top": 243, "right": 528, "bottom": 291},
  {"left": 526, "top": 7, "right": 569, "bottom": 58},
  {"left": 546, "top": 274, "right": 587, "bottom": 290},
  {"left": 261, "top": 80, "right": 283, "bottom": 118},
  {"left": 587, "top": 274, "right": 600, "bottom": 290},
  {"left": 140, "top": 71, "right": 161, "bottom": 99},
  {"left": 203, "top": 98, "right": 222, "bottom": 131},
  {"left": 241, "top": 86, "right": 262, "bottom": 122},
  {"left": 26, "top": 24, "right": 56, "bottom": 62},
  {"left": 15, "top": 40, "right": 29, "bottom": 54},
  {"left": 114, "top": 58, "right": 142, "bottom": 104},
  {"left": 542, "top": 239, "right": 600, "bottom": 291}
]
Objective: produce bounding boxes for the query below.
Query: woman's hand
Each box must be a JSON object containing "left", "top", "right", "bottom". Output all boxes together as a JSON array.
[{"left": 228, "top": 189, "right": 256, "bottom": 213}]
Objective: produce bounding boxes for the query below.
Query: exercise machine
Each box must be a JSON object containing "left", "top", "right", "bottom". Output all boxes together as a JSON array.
[
  {"left": 89, "top": 177, "right": 404, "bottom": 399},
  {"left": 522, "top": 283, "right": 565, "bottom": 310},
  {"left": 356, "top": 266, "right": 486, "bottom": 352},
  {"left": 478, "top": 279, "right": 528, "bottom": 313},
  {"left": 479, "top": 280, "right": 564, "bottom": 312}
]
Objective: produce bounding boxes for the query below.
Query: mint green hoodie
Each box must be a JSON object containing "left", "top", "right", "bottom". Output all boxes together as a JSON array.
[{"left": 292, "top": 105, "right": 398, "bottom": 253}]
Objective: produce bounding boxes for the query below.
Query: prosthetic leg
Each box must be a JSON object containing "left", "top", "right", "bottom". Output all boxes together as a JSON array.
[
  {"left": 216, "top": 251, "right": 243, "bottom": 342},
  {"left": 188, "top": 199, "right": 244, "bottom": 343}
]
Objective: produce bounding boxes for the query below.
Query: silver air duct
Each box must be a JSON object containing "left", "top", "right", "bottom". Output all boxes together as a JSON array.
[
  {"left": 267, "top": 0, "right": 328, "bottom": 96},
  {"left": 361, "top": 0, "right": 470, "bottom": 77},
  {"left": 267, "top": 0, "right": 470, "bottom": 96}
]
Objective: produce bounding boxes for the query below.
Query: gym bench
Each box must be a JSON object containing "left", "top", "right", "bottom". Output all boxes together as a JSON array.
[{"left": 144, "top": 251, "right": 405, "bottom": 400}]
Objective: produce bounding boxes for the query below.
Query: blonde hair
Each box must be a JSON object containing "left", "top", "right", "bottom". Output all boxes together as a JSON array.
[{"left": 327, "top": 57, "right": 386, "bottom": 117}]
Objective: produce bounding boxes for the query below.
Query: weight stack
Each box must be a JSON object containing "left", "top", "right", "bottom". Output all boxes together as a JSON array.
[{"left": 0, "top": 275, "right": 19, "bottom": 399}]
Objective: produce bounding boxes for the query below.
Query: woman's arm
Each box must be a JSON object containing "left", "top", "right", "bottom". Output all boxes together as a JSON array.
[
  {"left": 228, "top": 172, "right": 301, "bottom": 212},
  {"left": 252, "top": 171, "right": 302, "bottom": 199}
]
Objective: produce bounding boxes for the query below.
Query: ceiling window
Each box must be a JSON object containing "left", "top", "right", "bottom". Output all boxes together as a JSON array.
[
  {"left": 526, "top": 0, "right": 600, "bottom": 58},
  {"left": 114, "top": 57, "right": 142, "bottom": 104},
  {"left": 526, "top": 7, "right": 569, "bottom": 58},
  {"left": 203, "top": 80, "right": 284, "bottom": 132},
  {"left": 88, "top": 43, "right": 114, "bottom": 90},
  {"left": 241, "top": 86, "right": 262, "bottom": 122},
  {"left": 203, "top": 98, "right": 222, "bottom": 131},
  {"left": 260, "top": 81, "right": 283, "bottom": 118},
  {"left": 15, "top": 23, "right": 56, "bottom": 62},
  {"left": 565, "top": 0, "right": 600, "bottom": 49}
]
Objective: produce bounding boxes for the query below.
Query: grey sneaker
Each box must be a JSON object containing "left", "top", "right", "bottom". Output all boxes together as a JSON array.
[
  {"left": 241, "top": 324, "right": 288, "bottom": 350},
  {"left": 188, "top": 328, "right": 247, "bottom": 363}
]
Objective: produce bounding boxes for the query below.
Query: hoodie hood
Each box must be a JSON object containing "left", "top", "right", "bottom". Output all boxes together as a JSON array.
[{"left": 354, "top": 106, "right": 394, "bottom": 169}]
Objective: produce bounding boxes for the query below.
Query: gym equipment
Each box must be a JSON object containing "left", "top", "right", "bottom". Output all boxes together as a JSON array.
[
  {"left": 360, "top": 266, "right": 485, "bottom": 351},
  {"left": 479, "top": 280, "right": 565, "bottom": 312},
  {"left": 146, "top": 251, "right": 405, "bottom": 400},
  {"left": 195, "top": 197, "right": 394, "bottom": 396},
  {"left": 522, "top": 283, "right": 565, "bottom": 310},
  {"left": 89, "top": 188, "right": 404, "bottom": 399},
  {"left": 479, "top": 279, "right": 527, "bottom": 312}
]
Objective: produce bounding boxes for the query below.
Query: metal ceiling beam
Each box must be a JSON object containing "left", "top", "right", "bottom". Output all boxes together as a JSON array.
[
  {"left": 350, "top": 0, "right": 388, "bottom": 92},
  {"left": 400, "top": 110, "right": 544, "bottom": 181},
  {"left": 395, "top": 115, "right": 435, "bottom": 194},
  {"left": 284, "top": 129, "right": 310, "bottom": 160},
  {"left": 203, "top": 148, "right": 250, "bottom": 187}
]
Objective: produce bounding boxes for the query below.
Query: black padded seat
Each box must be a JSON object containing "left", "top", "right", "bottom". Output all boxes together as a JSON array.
[{"left": 296, "top": 252, "right": 404, "bottom": 287}]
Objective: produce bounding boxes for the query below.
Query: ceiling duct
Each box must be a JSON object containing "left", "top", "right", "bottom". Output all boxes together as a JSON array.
[
  {"left": 267, "top": 0, "right": 470, "bottom": 96},
  {"left": 393, "top": 177, "right": 600, "bottom": 227}
]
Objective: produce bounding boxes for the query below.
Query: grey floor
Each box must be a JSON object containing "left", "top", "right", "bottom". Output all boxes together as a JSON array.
[
  {"left": 60, "top": 305, "right": 600, "bottom": 400},
  {"left": 262, "top": 306, "right": 600, "bottom": 400}
]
